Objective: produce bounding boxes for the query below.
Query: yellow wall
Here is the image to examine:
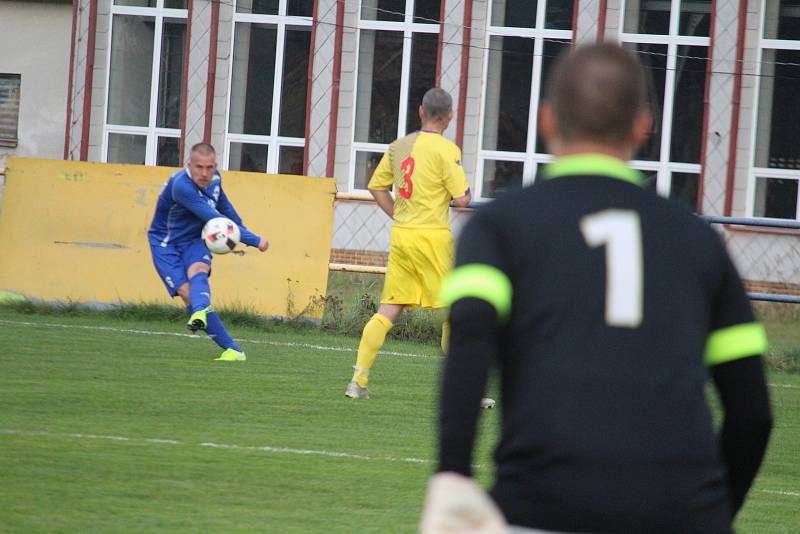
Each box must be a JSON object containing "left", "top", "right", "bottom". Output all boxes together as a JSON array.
[{"left": 0, "top": 158, "right": 336, "bottom": 319}]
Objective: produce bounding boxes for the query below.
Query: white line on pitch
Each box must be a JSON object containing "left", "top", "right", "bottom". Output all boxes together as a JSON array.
[
  {"left": 0, "top": 428, "right": 431, "bottom": 465},
  {"left": 0, "top": 319, "right": 433, "bottom": 359},
  {"left": 759, "top": 489, "right": 800, "bottom": 497},
  {"left": 768, "top": 383, "right": 799, "bottom": 389}
]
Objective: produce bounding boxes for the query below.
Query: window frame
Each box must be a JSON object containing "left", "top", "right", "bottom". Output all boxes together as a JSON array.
[
  {"left": 102, "top": 0, "right": 188, "bottom": 166},
  {"left": 474, "top": 1, "right": 573, "bottom": 200},
  {"left": 0, "top": 73, "right": 21, "bottom": 147},
  {"left": 745, "top": 0, "right": 800, "bottom": 219},
  {"left": 222, "top": 2, "right": 313, "bottom": 174},
  {"left": 617, "top": 0, "right": 711, "bottom": 202},
  {"left": 349, "top": 0, "right": 441, "bottom": 191}
]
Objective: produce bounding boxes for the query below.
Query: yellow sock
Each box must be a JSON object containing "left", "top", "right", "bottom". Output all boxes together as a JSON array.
[
  {"left": 352, "top": 313, "right": 393, "bottom": 387},
  {"left": 441, "top": 320, "right": 450, "bottom": 354}
]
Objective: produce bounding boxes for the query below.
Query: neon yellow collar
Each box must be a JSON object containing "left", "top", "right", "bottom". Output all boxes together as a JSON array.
[{"left": 542, "top": 154, "right": 643, "bottom": 186}]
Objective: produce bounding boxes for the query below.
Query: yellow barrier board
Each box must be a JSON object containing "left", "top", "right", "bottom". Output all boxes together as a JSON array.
[{"left": 0, "top": 158, "right": 336, "bottom": 318}]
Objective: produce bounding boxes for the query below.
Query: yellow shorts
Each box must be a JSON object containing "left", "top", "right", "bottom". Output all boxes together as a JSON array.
[{"left": 381, "top": 226, "right": 454, "bottom": 309}]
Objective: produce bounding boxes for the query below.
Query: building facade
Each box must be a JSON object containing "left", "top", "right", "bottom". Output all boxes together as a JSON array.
[{"left": 62, "top": 0, "right": 800, "bottom": 288}]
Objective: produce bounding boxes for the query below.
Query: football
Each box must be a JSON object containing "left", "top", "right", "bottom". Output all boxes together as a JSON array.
[{"left": 202, "top": 217, "right": 241, "bottom": 254}]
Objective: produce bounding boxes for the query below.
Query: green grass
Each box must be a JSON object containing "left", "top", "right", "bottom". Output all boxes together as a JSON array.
[{"left": 0, "top": 307, "right": 798, "bottom": 532}]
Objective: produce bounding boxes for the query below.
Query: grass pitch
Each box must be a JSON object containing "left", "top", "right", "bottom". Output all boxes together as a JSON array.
[{"left": 0, "top": 307, "right": 798, "bottom": 533}]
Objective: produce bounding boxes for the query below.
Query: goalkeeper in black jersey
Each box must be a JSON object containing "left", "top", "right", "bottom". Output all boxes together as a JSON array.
[{"left": 421, "top": 44, "right": 773, "bottom": 534}]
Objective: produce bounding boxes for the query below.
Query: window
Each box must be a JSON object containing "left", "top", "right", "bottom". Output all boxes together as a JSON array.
[
  {"left": 104, "top": 0, "right": 188, "bottom": 166},
  {"left": 351, "top": 0, "right": 441, "bottom": 189},
  {"left": 750, "top": 0, "right": 800, "bottom": 219},
  {"left": 620, "top": 0, "right": 711, "bottom": 210},
  {"left": 0, "top": 74, "right": 21, "bottom": 147},
  {"left": 224, "top": 0, "right": 312, "bottom": 175},
  {"left": 477, "top": 1, "right": 574, "bottom": 199}
]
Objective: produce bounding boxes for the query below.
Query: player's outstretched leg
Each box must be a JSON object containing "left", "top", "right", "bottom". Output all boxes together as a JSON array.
[
  {"left": 206, "top": 312, "right": 246, "bottom": 361},
  {"left": 187, "top": 271, "right": 212, "bottom": 332},
  {"left": 346, "top": 313, "right": 394, "bottom": 399}
]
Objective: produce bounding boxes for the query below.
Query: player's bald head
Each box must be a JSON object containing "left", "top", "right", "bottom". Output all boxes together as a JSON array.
[
  {"left": 191, "top": 142, "right": 216, "bottom": 158},
  {"left": 545, "top": 43, "right": 648, "bottom": 146}
]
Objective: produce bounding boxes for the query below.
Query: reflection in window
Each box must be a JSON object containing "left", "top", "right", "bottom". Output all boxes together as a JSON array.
[
  {"left": 764, "top": 0, "right": 800, "bottom": 40},
  {"left": 229, "top": 143, "right": 269, "bottom": 173},
  {"left": 355, "top": 30, "right": 404, "bottom": 144},
  {"left": 482, "top": 160, "right": 524, "bottom": 198},
  {"left": 483, "top": 36, "right": 533, "bottom": 153},
  {"left": 670, "top": 172, "right": 699, "bottom": 211},
  {"left": 279, "top": 146, "right": 305, "bottom": 175},
  {"left": 406, "top": 33, "right": 438, "bottom": 134},
  {"left": 630, "top": 43, "right": 667, "bottom": 162},
  {"left": 754, "top": 178, "right": 798, "bottom": 219},
  {"left": 229, "top": 23, "right": 277, "bottom": 136},
  {"left": 157, "top": 137, "right": 180, "bottom": 167},
  {"left": 754, "top": 49, "right": 800, "bottom": 170},
  {"left": 354, "top": 151, "right": 384, "bottom": 190},
  {"left": 670, "top": 45, "right": 707, "bottom": 163},
  {"left": 108, "top": 16, "right": 155, "bottom": 127},
  {"left": 108, "top": 133, "right": 147, "bottom": 164},
  {"left": 157, "top": 21, "right": 186, "bottom": 130}
]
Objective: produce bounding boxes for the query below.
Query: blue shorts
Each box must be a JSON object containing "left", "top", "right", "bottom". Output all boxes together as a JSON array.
[{"left": 149, "top": 238, "right": 212, "bottom": 297}]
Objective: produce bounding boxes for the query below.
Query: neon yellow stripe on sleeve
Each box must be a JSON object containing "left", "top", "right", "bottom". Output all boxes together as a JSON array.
[
  {"left": 441, "top": 264, "right": 512, "bottom": 321},
  {"left": 704, "top": 322, "right": 768, "bottom": 366}
]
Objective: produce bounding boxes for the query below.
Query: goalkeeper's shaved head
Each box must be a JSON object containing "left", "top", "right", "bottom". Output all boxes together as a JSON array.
[{"left": 543, "top": 43, "right": 649, "bottom": 148}]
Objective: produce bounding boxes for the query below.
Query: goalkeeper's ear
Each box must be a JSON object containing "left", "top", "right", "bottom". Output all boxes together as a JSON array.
[{"left": 420, "top": 472, "right": 508, "bottom": 534}]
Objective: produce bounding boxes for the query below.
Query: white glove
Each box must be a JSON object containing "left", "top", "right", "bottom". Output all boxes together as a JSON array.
[{"left": 420, "top": 472, "right": 509, "bottom": 534}]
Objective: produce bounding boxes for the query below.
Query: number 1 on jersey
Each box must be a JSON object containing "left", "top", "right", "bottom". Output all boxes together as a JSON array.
[
  {"left": 580, "top": 210, "right": 643, "bottom": 328},
  {"left": 399, "top": 156, "right": 414, "bottom": 199}
]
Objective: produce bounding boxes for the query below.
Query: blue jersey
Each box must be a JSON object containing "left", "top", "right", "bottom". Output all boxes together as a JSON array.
[{"left": 148, "top": 168, "right": 260, "bottom": 248}]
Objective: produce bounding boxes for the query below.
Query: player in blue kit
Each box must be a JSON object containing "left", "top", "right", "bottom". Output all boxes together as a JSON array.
[{"left": 148, "top": 142, "right": 269, "bottom": 361}]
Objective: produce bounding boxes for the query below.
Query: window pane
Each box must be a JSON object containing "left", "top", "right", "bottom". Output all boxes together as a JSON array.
[
  {"left": 679, "top": 0, "right": 711, "bottom": 36},
  {"left": 361, "top": 0, "right": 405, "bottom": 22},
  {"left": 414, "top": 0, "right": 441, "bottom": 24},
  {"left": 164, "top": 0, "right": 188, "bottom": 8},
  {"left": 405, "top": 32, "right": 438, "bottom": 134},
  {"left": 764, "top": 0, "right": 800, "bottom": 40},
  {"left": 107, "top": 133, "right": 147, "bottom": 164},
  {"left": 483, "top": 36, "right": 533, "bottom": 152},
  {"left": 754, "top": 177, "right": 798, "bottom": 219},
  {"left": 115, "top": 0, "right": 156, "bottom": 6},
  {"left": 236, "top": 0, "right": 279, "bottom": 15},
  {"left": 546, "top": 0, "right": 574, "bottom": 30},
  {"left": 287, "top": 0, "right": 313, "bottom": 17},
  {"left": 491, "top": 0, "right": 537, "bottom": 28},
  {"left": 278, "top": 27, "right": 311, "bottom": 138},
  {"left": 279, "top": 146, "right": 305, "bottom": 175},
  {"left": 482, "top": 160, "right": 523, "bottom": 198},
  {"left": 535, "top": 40, "right": 570, "bottom": 154},
  {"left": 623, "top": 0, "right": 671, "bottom": 34},
  {"left": 229, "top": 23, "right": 277, "bottom": 136},
  {"left": 108, "top": 15, "right": 155, "bottom": 127},
  {"left": 156, "top": 20, "right": 186, "bottom": 129},
  {"left": 229, "top": 142, "right": 269, "bottom": 172},
  {"left": 355, "top": 30, "right": 403, "bottom": 143},
  {"left": 670, "top": 45, "right": 707, "bottom": 163},
  {"left": 628, "top": 43, "right": 666, "bottom": 161},
  {"left": 156, "top": 137, "right": 180, "bottom": 166},
  {"left": 354, "top": 151, "right": 384, "bottom": 189},
  {"left": 755, "top": 49, "right": 800, "bottom": 169},
  {"left": 670, "top": 172, "right": 699, "bottom": 210},
  {"left": 0, "top": 74, "right": 21, "bottom": 142}
]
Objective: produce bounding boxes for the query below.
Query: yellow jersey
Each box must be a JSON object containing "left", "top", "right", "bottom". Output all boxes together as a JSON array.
[{"left": 368, "top": 131, "right": 470, "bottom": 229}]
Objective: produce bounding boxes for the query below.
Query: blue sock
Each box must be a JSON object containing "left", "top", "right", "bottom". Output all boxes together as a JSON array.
[
  {"left": 189, "top": 272, "right": 211, "bottom": 313},
  {"left": 205, "top": 311, "right": 241, "bottom": 351}
]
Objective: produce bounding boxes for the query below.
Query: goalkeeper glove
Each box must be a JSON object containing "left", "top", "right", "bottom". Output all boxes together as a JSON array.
[{"left": 420, "top": 472, "right": 508, "bottom": 534}]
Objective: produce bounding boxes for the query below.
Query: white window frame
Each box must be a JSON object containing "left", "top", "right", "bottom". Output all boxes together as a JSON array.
[
  {"left": 745, "top": 0, "right": 800, "bottom": 219},
  {"left": 475, "top": 1, "right": 572, "bottom": 200},
  {"left": 223, "top": 1, "right": 312, "bottom": 174},
  {"left": 618, "top": 0, "right": 711, "bottom": 198},
  {"left": 349, "top": 0, "right": 441, "bottom": 191},
  {"left": 103, "top": 0, "right": 188, "bottom": 165}
]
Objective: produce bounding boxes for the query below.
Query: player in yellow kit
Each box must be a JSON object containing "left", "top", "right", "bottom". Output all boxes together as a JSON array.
[{"left": 345, "top": 88, "right": 472, "bottom": 399}]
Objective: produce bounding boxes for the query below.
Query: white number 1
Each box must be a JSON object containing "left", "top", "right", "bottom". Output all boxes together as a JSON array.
[{"left": 580, "top": 210, "right": 643, "bottom": 328}]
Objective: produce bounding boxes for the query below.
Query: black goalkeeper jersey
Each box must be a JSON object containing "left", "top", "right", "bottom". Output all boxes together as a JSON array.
[{"left": 438, "top": 154, "right": 768, "bottom": 533}]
